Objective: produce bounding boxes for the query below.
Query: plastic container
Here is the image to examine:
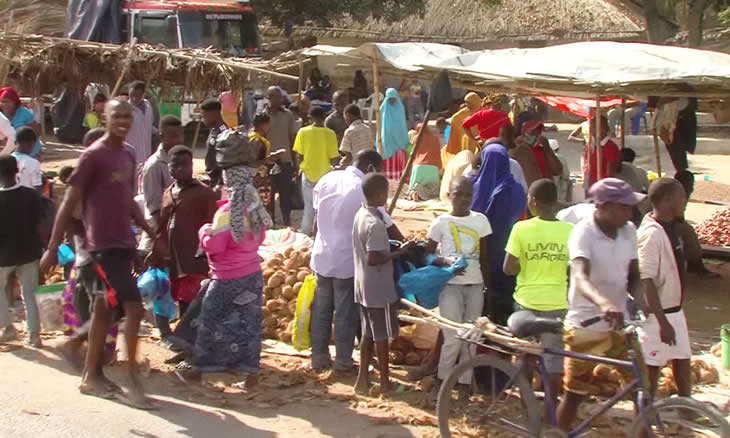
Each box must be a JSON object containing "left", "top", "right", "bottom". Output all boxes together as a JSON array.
[
  {"left": 36, "top": 282, "right": 66, "bottom": 331},
  {"left": 721, "top": 324, "right": 730, "bottom": 370}
]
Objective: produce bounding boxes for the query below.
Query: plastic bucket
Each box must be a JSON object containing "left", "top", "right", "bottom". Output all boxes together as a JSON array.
[
  {"left": 35, "top": 282, "right": 67, "bottom": 331},
  {"left": 722, "top": 324, "right": 730, "bottom": 370}
]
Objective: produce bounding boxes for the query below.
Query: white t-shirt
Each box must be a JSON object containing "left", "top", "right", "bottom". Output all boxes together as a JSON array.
[
  {"left": 427, "top": 211, "right": 492, "bottom": 285},
  {"left": 566, "top": 216, "right": 637, "bottom": 331},
  {"left": 12, "top": 152, "right": 42, "bottom": 189},
  {"left": 557, "top": 203, "right": 596, "bottom": 225}
]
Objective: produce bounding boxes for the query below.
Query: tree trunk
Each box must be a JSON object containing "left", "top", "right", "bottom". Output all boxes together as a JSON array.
[
  {"left": 644, "top": 0, "right": 665, "bottom": 42},
  {"left": 687, "top": 0, "right": 708, "bottom": 47}
]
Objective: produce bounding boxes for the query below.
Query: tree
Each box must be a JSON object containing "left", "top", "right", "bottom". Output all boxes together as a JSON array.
[{"left": 253, "top": 0, "right": 428, "bottom": 27}]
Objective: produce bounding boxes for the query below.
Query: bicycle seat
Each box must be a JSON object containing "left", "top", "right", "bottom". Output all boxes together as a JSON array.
[{"left": 507, "top": 310, "right": 563, "bottom": 338}]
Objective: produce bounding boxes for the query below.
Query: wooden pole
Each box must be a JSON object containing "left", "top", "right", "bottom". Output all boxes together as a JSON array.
[
  {"left": 298, "top": 55, "right": 304, "bottom": 101},
  {"left": 191, "top": 88, "right": 204, "bottom": 150},
  {"left": 387, "top": 110, "right": 432, "bottom": 214},
  {"left": 111, "top": 38, "right": 137, "bottom": 98},
  {"left": 652, "top": 128, "right": 663, "bottom": 177},
  {"left": 619, "top": 97, "right": 626, "bottom": 150},
  {"left": 372, "top": 61, "right": 383, "bottom": 155},
  {"left": 595, "top": 96, "right": 602, "bottom": 181}
]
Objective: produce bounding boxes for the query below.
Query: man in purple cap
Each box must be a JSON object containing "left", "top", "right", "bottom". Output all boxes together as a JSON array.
[{"left": 557, "top": 178, "right": 645, "bottom": 431}]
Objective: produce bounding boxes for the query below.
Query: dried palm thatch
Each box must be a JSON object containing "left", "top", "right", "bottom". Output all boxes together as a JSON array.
[
  {"left": 0, "top": 0, "right": 66, "bottom": 37},
  {"left": 0, "top": 32, "right": 299, "bottom": 96},
  {"left": 262, "top": 0, "right": 645, "bottom": 44}
]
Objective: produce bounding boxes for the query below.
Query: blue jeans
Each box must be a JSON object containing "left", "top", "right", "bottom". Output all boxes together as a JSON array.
[{"left": 310, "top": 274, "right": 358, "bottom": 370}]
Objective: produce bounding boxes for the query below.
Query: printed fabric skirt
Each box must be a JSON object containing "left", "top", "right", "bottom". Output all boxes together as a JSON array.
[
  {"left": 192, "top": 271, "right": 263, "bottom": 374},
  {"left": 383, "top": 149, "right": 407, "bottom": 181}
]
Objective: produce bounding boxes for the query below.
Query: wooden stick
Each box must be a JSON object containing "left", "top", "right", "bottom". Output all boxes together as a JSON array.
[
  {"left": 111, "top": 38, "right": 137, "bottom": 98},
  {"left": 619, "top": 97, "right": 626, "bottom": 150},
  {"left": 298, "top": 55, "right": 304, "bottom": 102},
  {"left": 372, "top": 61, "right": 383, "bottom": 155},
  {"left": 191, "top": 88, "right": 204, "bottom": 150},
  {"left": 595, "top": 95, "right": 602, "bottom": 181},
  {"left": 388, "top": 110, "right": 431, "bottom": 214},
  {"left": 652, "top": 126, "right": 663, "bottom": 176}
]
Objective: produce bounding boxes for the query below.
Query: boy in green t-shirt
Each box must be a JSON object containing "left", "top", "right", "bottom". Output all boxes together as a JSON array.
[{"left": 503, "top": 178, "right": 572, "bottom": 404}]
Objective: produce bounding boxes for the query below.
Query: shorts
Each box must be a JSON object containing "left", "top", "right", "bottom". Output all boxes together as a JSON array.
[
  {"left": 360, "top": 303, "right": 399, "bottom": 343},
  {"left": 514, "top": 304, "right": 566, "bottom": 375},
  {"left": 637, "top": 311, "right": 691, "bottom": 367},
  {"left": 171, "top": 274, "right": 206, "bottom": 303},
  {"left": 85, "top": 249, "right": 141, "bottom": 306},
  {"left": 563, "top": 325, "right": 630, "bottom": 395}
]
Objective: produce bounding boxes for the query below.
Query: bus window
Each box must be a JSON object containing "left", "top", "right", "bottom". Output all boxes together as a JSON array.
[{"left": 137, "top": 15, "right": 178, "bottom": 48}]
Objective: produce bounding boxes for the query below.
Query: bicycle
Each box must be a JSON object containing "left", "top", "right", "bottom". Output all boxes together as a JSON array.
[{"left": 436, "top": 317, "right": 730, "bottom": 438}]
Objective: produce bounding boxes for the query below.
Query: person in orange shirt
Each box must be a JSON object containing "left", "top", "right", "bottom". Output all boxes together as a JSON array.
[{"left": 442, "top": 93, "right": 482, "bottom": 168}]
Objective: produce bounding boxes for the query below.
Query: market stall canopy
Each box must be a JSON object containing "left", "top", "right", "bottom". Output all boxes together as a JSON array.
[
  {"left": 537, "top": 96, "right": 634, "bottom": 118},
  {"left": 420, "top": 41, "right": 730, "bottom": 99},
  {"left": 300, "top": 42, "right": 468, "bottom": 72}
]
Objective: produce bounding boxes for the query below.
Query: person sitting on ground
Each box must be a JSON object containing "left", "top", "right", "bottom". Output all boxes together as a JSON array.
[
  {"left": 556, "top": 178, "right": 644, "bottom": 431},
  {"left": 425, "top": 176, "right": 491, "bottom": 403},
  {"left": 149, "top": 146, "right": 218, "bottom": 350},
  {"left": 339, "top": 104, "right": 374, "bottom": 168},
  {"left": 84, "top": 93, "right": 107, "bottom": 130},
  {"left": 293, "top": 106, "right": 340, "bottom": 235},
  {"left": 0, "top": 86, "right": 42, "bottom": 157},
  {"left": 616, "top": 147, "right": 649, "bottom": 194},
  {"left": 407, "top": 122, "right": 442, "bottom": 201},
  {"left": 504, "top": 178, "right": 572, "bottom": 406},
  {"left": 674, "top": 170, "right": 719, "bottom": 277},
  {"left": 353, "top": 173, "right": 415, "bottom": 395},
  {"left": 637, "top": 178, "right": 692, "bottom": 399},
  {"left": 0, "top": 154, "right": 45, "bottom": 346},
  {"left": 11, "top": 126, "right": 42, "bottom": 191}
]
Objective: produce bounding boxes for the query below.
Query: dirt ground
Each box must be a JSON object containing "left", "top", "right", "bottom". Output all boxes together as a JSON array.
[{"left": 11, "top": 128, "right": 729, "bottom": 437}]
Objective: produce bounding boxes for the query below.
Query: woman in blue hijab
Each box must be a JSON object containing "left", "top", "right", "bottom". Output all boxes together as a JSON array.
[
  {"left": 471, "top": 144, "right": 526, "bottom": 324},
  {"left": 378, "top": 88, "right": 409, "bottom": 180}
]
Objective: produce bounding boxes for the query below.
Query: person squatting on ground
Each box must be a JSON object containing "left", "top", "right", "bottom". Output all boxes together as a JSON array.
[{"left": 41, "top": 99, "right": 156, "bottom": 409}]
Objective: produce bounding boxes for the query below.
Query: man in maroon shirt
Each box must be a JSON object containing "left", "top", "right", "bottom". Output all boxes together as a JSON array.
[
  {"left": 41, "top": 99, "right": 156, "bottom": 409},
  {"left": 462, "top": 96, "right": 510, "bottom": 143}
]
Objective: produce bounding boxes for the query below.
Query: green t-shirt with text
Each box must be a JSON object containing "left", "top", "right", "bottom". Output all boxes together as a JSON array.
[{"left": 505, "top": 217, "right": 572, "bottom": 311}]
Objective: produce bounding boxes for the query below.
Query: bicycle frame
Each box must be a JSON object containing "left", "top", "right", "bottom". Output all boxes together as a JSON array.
[{"left": 470, "top": 328, "right": 654, "bottom": 437}]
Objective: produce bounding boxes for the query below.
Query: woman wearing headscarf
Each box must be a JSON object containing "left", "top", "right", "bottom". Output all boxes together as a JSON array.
[
  {"left": 407, "top": 122, "right": 442, "bottom": 201},
  {"left": 0, "top": 87, "right": 41, "bottom": 156},
  {"left": 442, "top": 92, "right": 482, "bottom": 168},
  {"left": 470, "top": 144, "right": 526, "bottom": 324},
  {"left": 440, "top": 149, "right": 475, "bottom": 202},
  {"left": 378, "top": 88, "right": 409, "bottom": 180}
]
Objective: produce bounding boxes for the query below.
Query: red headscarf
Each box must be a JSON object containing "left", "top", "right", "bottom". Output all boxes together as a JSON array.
[
  {"left": 520, "top": 119, "right": 544, "bottom": 135},
  {"left": 0, "top": 87, "right": 21, "bottom": 107}
]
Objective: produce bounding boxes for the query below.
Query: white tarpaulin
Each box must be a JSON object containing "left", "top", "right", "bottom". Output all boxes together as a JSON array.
[
  {"left": 423, "top": 41, "right": 730, "bottom": 98},
  {"left": 302, "top": 42, "right": 468, "bottom": 72}
]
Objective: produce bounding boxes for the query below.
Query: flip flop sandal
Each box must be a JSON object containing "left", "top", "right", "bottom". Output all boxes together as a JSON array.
[{"left": 79, "top": 385, "right": 116, "bottom": 400}]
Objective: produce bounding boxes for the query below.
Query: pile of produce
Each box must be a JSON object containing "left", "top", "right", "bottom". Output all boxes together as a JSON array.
[
  {"left": 695, "top": 207, "right": 730, "bottom": 247},
  {"left": 389, "top": 336, "right": 431, "bottom": 366},
  {"left": 586, "top": 357, "right": 719, "bottom": 398},
  {"left": 261, "top": 246, "right": 312, "bottom": 343}
]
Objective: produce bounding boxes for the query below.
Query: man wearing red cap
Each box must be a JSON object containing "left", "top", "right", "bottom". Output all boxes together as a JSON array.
[{"left": 557, "top": 178, "right": 645, "bottom": 431}]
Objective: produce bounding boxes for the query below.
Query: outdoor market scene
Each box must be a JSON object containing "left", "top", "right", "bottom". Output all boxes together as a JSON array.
[{"left": 2, "top": 0, "right": 730, "bottom": 437}]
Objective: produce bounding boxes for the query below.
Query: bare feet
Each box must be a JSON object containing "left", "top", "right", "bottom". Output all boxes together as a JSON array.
[
  {"left": 118, "top": 375, "right": 155, "bottom": 410},
  {"left": 59, "top": 340, "right": 85, "bottom": 371},
  {"left": 79, "top": 379, "right": 115, "bottom": 400}
]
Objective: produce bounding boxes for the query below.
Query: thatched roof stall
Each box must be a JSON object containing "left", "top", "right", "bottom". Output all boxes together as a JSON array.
[
  {"left": 262, "top": 0, "right": 645, "bottom": 50},
  {"left": 0, "top": 32, "right": 299, "bottom": 97}
]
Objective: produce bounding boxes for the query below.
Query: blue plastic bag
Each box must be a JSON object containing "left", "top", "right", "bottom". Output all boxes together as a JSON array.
[
  {"left": 398, "top": 257, "right": 468, "bottom": 309},
  {"left": 153, "top": 292, "right": 177, "bottom": 320},
  {"left": 137, "top": 268, "right": 170, "bottom": 301},
  {"left": 57, "top": 244, "right": 75, "bottom": 266}
]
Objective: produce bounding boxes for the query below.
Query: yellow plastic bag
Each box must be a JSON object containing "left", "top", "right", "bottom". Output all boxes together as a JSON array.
[{"left": 292, "top": 274, "right": 316, "bottom": 351}]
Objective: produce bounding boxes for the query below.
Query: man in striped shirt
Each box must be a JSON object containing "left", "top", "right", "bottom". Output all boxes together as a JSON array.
[{"left": 339, "top": 104, "right": 374, "bottom": 168}]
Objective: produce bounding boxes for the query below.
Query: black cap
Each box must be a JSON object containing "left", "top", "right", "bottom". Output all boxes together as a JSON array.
[{"left": 200, "top": 98, "right": 222, "bottom": 111}]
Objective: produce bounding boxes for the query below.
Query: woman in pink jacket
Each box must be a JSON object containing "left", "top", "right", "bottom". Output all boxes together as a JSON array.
[{"left": 179, "top": 199, "right": 266, "bottom": 392}]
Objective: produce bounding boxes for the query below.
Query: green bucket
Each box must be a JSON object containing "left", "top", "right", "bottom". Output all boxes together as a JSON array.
[
  {"left": 722, "top": 324, "right": 730, "bottom": 370},
  {"left": 35, "top": 282, "right": 66, "bottom": 295}
]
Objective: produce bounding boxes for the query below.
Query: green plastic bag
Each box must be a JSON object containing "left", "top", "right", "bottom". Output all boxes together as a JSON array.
[{"left": 292, "top": 274, "right": 316, "bottom": 351}]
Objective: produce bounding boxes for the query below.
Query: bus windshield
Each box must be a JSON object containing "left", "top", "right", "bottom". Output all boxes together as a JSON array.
[{"left": 179, "top": 11, "right": 259, "bottom": 57}]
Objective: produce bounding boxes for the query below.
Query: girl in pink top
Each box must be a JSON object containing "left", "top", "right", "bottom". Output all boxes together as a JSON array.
[{"left": 180, "top": 200, "right": 266, "bottom": 391}]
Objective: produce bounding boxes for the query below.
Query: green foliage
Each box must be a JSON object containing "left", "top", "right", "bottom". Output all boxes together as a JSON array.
[
  {"left": 253, "top": 0, "right": 428, "bottom": 26},
  {"left": 720, "top": 6, "right": 730, "bottom": 25}
]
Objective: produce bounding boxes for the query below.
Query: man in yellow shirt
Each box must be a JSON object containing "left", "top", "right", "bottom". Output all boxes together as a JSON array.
[
  {"left": 503, "top": 178, "right": 573, "bottom": 406},
  {"left": 293, "top": 106, "right": 340, "bottom": 235}
]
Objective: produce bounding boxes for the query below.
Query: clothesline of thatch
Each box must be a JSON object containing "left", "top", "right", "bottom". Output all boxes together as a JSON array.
[{"left": 0, "top": 32, "right": 300, "bottom": 96}]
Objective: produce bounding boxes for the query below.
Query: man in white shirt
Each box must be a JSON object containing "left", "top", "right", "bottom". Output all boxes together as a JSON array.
[
  {"left": 309, "top": 150, "right": 403, "bottom": 372},
  {"left": 637, "top": 178, "right": 692, "bottom": 398},
  {"left": 11, "top": 126, "right": 42, "bottom": 190},
  {"left": 557, "top": 178, "right": 645, "bottom": 432},
  {"left": 126, "top": 81, "right": 155, "bottom": 165}
]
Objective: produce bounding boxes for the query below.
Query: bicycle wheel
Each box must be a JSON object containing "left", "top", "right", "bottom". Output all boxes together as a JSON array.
[
  {"left": 629, "top": 397, "right": 730, "bottom": 438},
  {"left": 437, "top": 353, "right": 541, "bottom": 438}
]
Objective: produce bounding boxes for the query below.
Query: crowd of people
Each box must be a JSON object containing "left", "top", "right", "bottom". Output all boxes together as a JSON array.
[{"left": 0, "top": 76, "right": 716, "bottom": 427}]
